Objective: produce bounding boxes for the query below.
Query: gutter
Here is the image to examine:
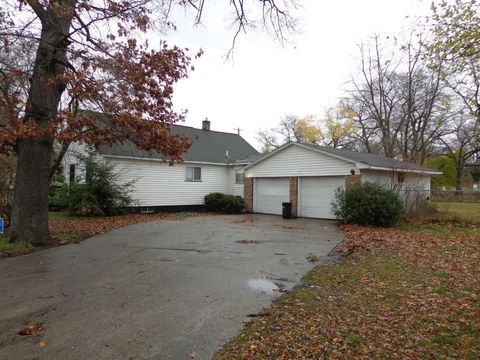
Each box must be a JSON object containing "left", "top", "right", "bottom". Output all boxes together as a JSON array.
[
  {"left": 359, "top": 165, "right": 443, "bottom": 175},
  {"left": 101, "top": 154, "right": 251, "bottom": 167}
]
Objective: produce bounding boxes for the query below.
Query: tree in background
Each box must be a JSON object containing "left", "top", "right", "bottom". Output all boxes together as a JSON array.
[
  {"left": 320, "top": 104, "right": 356, "bottom": 149},
  {"left": 256, "top": 115, "right": 315, "bottom": 152},
  {"left": 428, "top": 0, "right": 480, "bottom": 121},
  {"left": 0, "top": 0, "right": 298, "bottom": 245},
  {"left": 346, "top": 34, "right": 449, "bottom": 163},
  {"left": 256, "top": 110, "right": 356, "bottom": 152},
  {"left": 438, "top": 113, "right": 479, "bottom": 190},
  {"left": 295, "top": 115, "right": 322, "bottom": 144},
  {"left": 423, "top": 156, "right": 457, "bottom": 189},
  {"left": 423, "top": 0, "right": 480, "bottom": 188}
]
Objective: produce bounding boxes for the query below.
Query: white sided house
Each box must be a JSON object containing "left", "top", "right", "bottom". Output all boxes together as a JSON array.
[
  {"left": 243, "top": 142, "right": 442, "bottom": 219},
  {"left": 63, "top": 116, "right": 259, "bottom": 212}
]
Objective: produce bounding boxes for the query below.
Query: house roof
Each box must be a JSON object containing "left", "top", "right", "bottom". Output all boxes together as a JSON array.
[
  {"left": 87, "top": 111, "right": 259, "bottom": 164},
  {"left": 246, "top": 142, "right": 442, "bottom": 175}
]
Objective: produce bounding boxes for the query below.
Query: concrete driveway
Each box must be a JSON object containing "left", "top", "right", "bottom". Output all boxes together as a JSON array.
[{"left": 0, "top": 214, "right": 342, "bottom": 360}]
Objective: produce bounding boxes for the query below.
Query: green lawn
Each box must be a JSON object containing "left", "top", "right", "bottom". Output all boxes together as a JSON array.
[
  {"left": 0, "top": 234, "right": 33, "bottom": 257},
  {"left": 215, "top": 223, "right": 480, "bottom": 359},
  {"left": 434, "top": 202, "right": 480, "bottom": 222}
]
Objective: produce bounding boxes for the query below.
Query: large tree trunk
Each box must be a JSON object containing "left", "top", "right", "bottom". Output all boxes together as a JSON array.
[
  {"left": 10, "top": 137, "right": 53, "bottom": 244},
  {"left": 455, "top": 165, "right": 463, "bottom": 191},
  {"left": 9, "top": 1, "right": 77, "bottom": 245}
]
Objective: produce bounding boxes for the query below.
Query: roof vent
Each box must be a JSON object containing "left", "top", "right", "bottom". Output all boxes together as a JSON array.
[{"left": 202, "top": 118, "right": 210, "bottom": 131}]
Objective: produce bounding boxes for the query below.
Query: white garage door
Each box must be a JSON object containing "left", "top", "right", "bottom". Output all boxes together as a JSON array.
[
  {"left": 299, "top": 176, "right": 344, "bottom": 219},
  {"left": 254, "top": 178, "right": 290, "bottom": 215}
]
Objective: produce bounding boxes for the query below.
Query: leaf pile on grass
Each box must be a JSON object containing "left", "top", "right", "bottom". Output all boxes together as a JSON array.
[
  {"left": 214, "top": 223, "right": 480, "bottom": 359},
  {"left": 1, "top": 211, "right": 211, "bottom": 258},
  {"left": 49, "top": 213, "right": 171, "bottom": 243},
  {"left": 49, "top": 211, "right": 214, "bottom": 243}
]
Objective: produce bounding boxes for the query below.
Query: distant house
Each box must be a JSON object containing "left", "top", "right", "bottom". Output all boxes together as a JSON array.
[
  {"left": 243, "top": 142, "right": 442, "bottom": 219},
  {"left": 63, "top": 114, "right": 259, "bottom": 212}
]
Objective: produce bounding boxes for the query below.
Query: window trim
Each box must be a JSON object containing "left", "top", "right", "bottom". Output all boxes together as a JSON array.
[
  {"left": 235, "top": 172, "right": 244, "bottom": 184},
  {"left": 69, "top": 164, "right": 76, "bottom": 184},
  {"left": 185, "top": 166, "right": 202, "bottom": 182}
]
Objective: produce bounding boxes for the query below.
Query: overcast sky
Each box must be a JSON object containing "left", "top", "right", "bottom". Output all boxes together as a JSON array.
[{"left": 168, "top": 0, "right": 433, "bottom": 150}]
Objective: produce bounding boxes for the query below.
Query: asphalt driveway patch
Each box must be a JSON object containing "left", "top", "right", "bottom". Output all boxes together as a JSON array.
[{"left": 0, "top": 214, "right": 342, "bottom": 360}]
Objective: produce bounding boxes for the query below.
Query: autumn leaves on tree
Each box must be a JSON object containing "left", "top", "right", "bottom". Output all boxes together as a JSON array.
[
  {"left": 0, "top": 0, "right": 298, "bottom": 245},
  {"left": 1, "top": 1, "right": 197, "bottom": 244}
]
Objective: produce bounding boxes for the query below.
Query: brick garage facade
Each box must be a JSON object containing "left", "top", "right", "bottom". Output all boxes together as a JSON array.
[
  {"left": 345, "top": 174, "right": 361, "bottom": 188},
  {"left": 289, "top": 177, "right": 298, "bottom": 217},
  {"left": 244, "top": 177, "right": 254, "bottom": 213}
]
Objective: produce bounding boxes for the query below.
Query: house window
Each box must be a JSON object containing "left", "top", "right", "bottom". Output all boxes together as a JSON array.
[
  {"left": 186, "top": 166, "right": 202, "bottom": 181},
  {"left": 397, "top": 172, "right": 406, "bottom": 183},
  {"left": 235, "top": 172, "right": 244, "bottom": 184},
  {"left": 69, "top": 164, "right": 76, "bottom": 184}
]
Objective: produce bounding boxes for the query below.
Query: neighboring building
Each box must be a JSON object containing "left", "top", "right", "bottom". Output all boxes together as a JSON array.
[
  {"left": 243, "top": 142, "right": 442, "bottom": 219},
  {"left": 63, "top": 114, "right": 259, "bottom": 212}
]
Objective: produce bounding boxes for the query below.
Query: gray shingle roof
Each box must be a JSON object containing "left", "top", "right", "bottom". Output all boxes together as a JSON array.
[
  {"left": 92, "top": 112, "right": 258, "bottom": 164},
  {"left": 300, "top": 143, "right": 441, "bottom": 174}
]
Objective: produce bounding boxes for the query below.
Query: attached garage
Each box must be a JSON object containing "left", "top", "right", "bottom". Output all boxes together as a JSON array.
[
  {"left": 254, "top": 178, "right": 289, "bottom": 215},
  {"left": 243, "top": 142, "right": 441, "bottom": 219},
  {"left": 298, "top": 176, "right": 344, "bottom": 219}
]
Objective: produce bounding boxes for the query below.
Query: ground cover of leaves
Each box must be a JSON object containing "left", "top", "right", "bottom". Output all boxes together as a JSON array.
[
  {"left": 49, "top": 211, "right": 212, "bottom": 242},
  {"left": 214, "top": 221, "right": 480, "bottom": 359}
]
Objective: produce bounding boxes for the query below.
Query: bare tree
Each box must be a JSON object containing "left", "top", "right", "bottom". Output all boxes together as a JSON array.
[
  {"left": 256, "top": 115, "right": 304, "bottom": 152},
  {"left": 346, "top": 34, "right": 449, "bottom": 163},
  {"left": 439, "top": 113, "right": 480, "bottom": 190}
]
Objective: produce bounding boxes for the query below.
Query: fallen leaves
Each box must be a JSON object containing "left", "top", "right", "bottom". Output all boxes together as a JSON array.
[
  {"left": 306, "top": 255, "right": 321, "bottom": 263},
  {"left": 49, "top": 213, "right": 171, "bottom": 243},
  {"left": 37, "top": 339, "right": 48, "bottom": 348},
  {"left": 232, "top": 216, "right": 255, "bottom": 225},
  {"left": 214, "top": 222, "right": 480, "bottom": 359},
  {"left": 18, "top": 323, "right": 43, "bottom": 336}
]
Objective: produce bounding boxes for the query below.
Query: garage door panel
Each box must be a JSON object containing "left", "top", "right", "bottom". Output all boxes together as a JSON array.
[
  {"left": 254, "top": 178, "right": 289, "bottom": 215},
  {"left": 299, "top": 177, "right": 344, "bottom": 219}
]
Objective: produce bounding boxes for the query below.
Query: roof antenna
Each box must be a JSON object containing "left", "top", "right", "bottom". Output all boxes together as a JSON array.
[{"left": 234, "top": 127, "right": 241, "bottom": 135}]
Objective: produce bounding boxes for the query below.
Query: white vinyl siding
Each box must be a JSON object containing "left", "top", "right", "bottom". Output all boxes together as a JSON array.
[
  {"left": 361, "top": 170, "right": 431, "bottom": 192},
  {"left": 110, "top": 158, "right": 228, "bottom": 206},
  {"left": 254, "top": 178, "right": 290, "bottom": 215},
  {"left": 62, "top": 142, "right": 88, "bottom": 183},
  {"left": 298, "top": 176, "right": 344, "bottom": 219},
  {"left": 228, "top": 165, "right": 245, "bottom": 196},
  {"left": 245, "top": 145, "right": 356, "bottom": 178}
]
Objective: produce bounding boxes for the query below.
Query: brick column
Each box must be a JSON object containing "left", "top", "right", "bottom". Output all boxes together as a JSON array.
[
  {"left": 345, "top": 174, "right": 361, "bottom": 189},
  {"left": 290, "top": 176, "right": 298, "bottom": 218},
  {"left": 244, "top": 177, "right": 254, "bottom": 213}
]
